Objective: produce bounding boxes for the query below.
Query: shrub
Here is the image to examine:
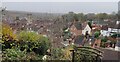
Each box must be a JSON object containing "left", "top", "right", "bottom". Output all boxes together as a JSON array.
[
  {"left": 2, "top": 48, "right": 26, "bottom": 60},
  {"left": 2, "top": 24, "right": 17, "bottom": 50},
  {"left": 94, "top": 31, "right": 101, "bottom": 39},
  {"left": 18, "top": 31, "right": 51, "bottom": 55}
]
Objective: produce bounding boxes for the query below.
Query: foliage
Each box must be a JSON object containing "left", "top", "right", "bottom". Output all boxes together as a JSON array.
[
  {"left": 18, "top": 31, "right": 51, "bottom": 55},
  {"left": 96, "top": 13, "right": 108, "bottom": 20},
  {"left": 2, "top": 48, "right": 43, "bottom": 61},
  {"left": 63, "top": 45, "right": 74, "bottom": 60},
  {"left": 62, "top": 28, "right": 71, "bottom": 41},
  {"left": 100, "top": 37, "right": 108, "bottom": 48},
  {"left": 88, "top": 21, "right": 92, "bottom": 28},
  {"left": 18, "top": 31, "right": 40, "bottom": 42},
  {"left": 2, "top": 24, "right": 17, "bottom": 42},
  {"left": 2, "top": 24, "right": 17, "bottom": 50},
  {"left": 51, "top": 48, "right": 64, "bottom": 60},
  {"left": 94, "top": 31, "right": 101, "bottom": 39},
  {"left": 2, "top": 26, "right": 51, "bottom": 61},
  {"left": 101, "top": 36, "right": 108, "bottom": 42},
  {"left": 3, "top": 48, "right": 26, "bottom": 60}
]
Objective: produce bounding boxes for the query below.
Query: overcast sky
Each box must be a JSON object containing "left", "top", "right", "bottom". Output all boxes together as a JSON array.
[
  {"left": 2, "top": 2, "right": 118, "bottom": 13},
  {"left": 2, "top": 0, "right": 120, "bottom": 2}
]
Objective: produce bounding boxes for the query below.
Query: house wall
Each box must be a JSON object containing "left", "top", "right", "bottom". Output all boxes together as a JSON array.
[
  {"left": 82, "top": 24, "right": 91, "bottom": 35},
  {"left": 100, "top": 30, "right": 110, "bottom": 36},
  {"left": 70, "top": 25, "right": 82, "bottom": 36},
  {"left": 108, "top": 28, "right": 120, "bottom": 33}
]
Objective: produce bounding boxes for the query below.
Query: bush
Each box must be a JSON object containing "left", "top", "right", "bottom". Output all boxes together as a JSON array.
[
  {"left": 101, "top": 37, "right": 107, "bottom": 42},
  {"left": 2, "top": 28, "right": 51, "bottom": 61},
  {"left": 2, "top": 48, "right": 26, "bottom": 60},
  {"left": 18, "top": 31, "right": 51, "bottom": 55},
  {"left": 2, "top": 24, "right": 17, "bottom": 50},
  {"left": 94, "top": 31, "right": 101, "bottom": 38}
]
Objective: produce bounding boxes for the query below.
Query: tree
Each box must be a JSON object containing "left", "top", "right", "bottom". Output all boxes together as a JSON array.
[
  {"left": 18, "top": 31, "right": 40, "bottom": 42},
  {"left": 77, "top": 13, "right": 85, "bottom": 21},
  {"left": 88, "top": 21, "right": 92, "bottom": 28},
  {"left": 2, "top": 24, "right": 17, "bottom": 41},
  {"left": 96, "top": 13, "right": 108, "bottom": 20},
  {"left": 101, "top": 36, "right": 108, "bottom": 48},
  {"left": 18, "top": 31, "right": 51, "bottom": 55},
  {"left": 2, "top": 24, "right": 17, "bottom": 50},
  {"left": 94, "top": 31, "right": 101, "bottom": 39}
]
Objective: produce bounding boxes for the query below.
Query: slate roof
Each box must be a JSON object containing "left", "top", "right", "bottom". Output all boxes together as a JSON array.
[
  {"left": 116, "top": 23, "right": 120, "bottom": 29},
  {"left": 101, "top": 25, "right": 108, "bottom": 30},
  {"left": 92, "top": 21, "right": 108, "bottom": 25},
  {"left": 74, "top": 22, "right": 82, "bottom": 30},
  {"left": 74, "top": 35, "right": 84, "bottom": 45},
  {"left": 108, "top": 21, "right": 120, "bottom": 29},
  {"left": 70, "top": 21, "right": 82, "bottom": 30},
  {"left": 108, "top": 21, "right": 115, "bottom": 28}
]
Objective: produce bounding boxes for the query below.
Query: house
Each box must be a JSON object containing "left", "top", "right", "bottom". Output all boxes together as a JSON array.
[
  {"left": 100, "top": 25, "right": 110, "bottom": 36},
  {"left": 100, "top": 21, "right": 120, "bottom": 37},
  {"left": 69, "top": 21, "right": 93, "bottom": 46},
  {"left": 108, "top": 21, "right": 120, "bottom": 34},
  {"left": 69, "top": 21, "right": 92, "bottom": 36},
  {"left": 69, "top": 21, "right": 82, "bottom": 36},
  {"left": 82, "top": 23, "right": 92, "bottom": 35}
]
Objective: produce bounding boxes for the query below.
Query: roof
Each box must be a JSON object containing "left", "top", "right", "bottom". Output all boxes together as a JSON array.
[
  {"left": 108, "top": 21, "right": 116, "bottom": 28},
  {"left": 115, "top": 23, "right": 120, "bottom": 29},
  {"left": 92, "top": 20, "right": 108, "bottom": 25},
  {"left": 70, "top": 21, "right": 91, "bottom": 30},
  {"left": 74, "top": 35, "right": 84, "bottom": 45},
  {"left": 101, "top": 25, "right": 108, "bottom": 30},
  {"left": 74, "top": 22, "right": 82, "bottom": 30},
  {"left": 108, "top": 21, "right": 120, "bottom": 29}
]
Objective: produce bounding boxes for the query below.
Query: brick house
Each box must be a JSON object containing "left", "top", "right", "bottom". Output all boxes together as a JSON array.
[
  {"left": 69, "top": 21, "right": 82, "bottom": 36},
  {"left": 69, "top": 21, "right": 92, "bottom": 46}
]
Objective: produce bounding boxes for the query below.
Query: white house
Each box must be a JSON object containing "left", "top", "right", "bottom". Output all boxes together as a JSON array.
[
  {"left": 100, "top": 30, "right": 110, "bottom": 37},
  {"left": 108, "top": 21, "right": 120, "bottom": 36},
  {"left": 82, "top": 24, "right": 91, "bottom": 35},
  {"left": 100, "top": 21, "right": 120, "bottom": 37},
  {"left": 108, "top": 28, "right": 120, "bottom": 33},
  {"left": 100, "top": 25, "right": 110, "bottom": 36}
]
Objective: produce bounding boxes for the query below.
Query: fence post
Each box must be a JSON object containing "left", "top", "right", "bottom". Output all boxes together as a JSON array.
[{"left": 70, "top": 50, "right": 74, "bottom": 62}]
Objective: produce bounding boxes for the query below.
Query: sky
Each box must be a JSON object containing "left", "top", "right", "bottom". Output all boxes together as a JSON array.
[
  {"left": 2, "top": 0, "right": 120, "bottom": 2},
  {"left": 1, "top": 0, "right": 119, "bottom": 13}
]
